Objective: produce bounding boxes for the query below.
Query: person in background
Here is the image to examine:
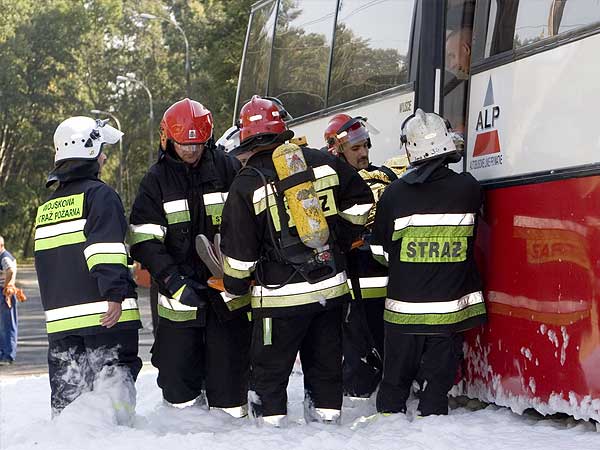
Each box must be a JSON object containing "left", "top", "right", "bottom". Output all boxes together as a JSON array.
[
  {"left": 324, "top": 114, "right": 407, "bottom": 399},
  {"left": 0, "top": 235, "right": 19, "bottom": 365},
  {"left": 446, "top": 27, "right": 472, "bottom": 81},
  {"left": 444, "top": 27, "right": 473, "bottom": 133}
]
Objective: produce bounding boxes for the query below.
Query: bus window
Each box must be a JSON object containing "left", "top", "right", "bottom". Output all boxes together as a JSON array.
[
  {"left": 557, "top": 1, "right": 600, "bottom": 35},
  {"left": 485, "top": 0, "right": 600, "bottom": 57},
  {"left": 444, "top": 0, "right": 476, "bottom": 134},
  {"left": 268, "top": 0, "right": 337, "bottom": 119},
  {"left": 327, "top": 0, "right": 415, "bottom": 108},
  {"left": 238, "top": 1, "right": 278, "bottom": 107}
]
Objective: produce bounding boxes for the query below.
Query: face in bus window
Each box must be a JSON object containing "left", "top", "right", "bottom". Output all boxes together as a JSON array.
[
  {"left": 344, "top": 140, "right": 370, "bottom": 170},
  {"left": 446, "top": 28, "right": 472, "bottom": 80}
]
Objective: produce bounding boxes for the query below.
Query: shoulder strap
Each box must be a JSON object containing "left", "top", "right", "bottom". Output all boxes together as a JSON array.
[{"left": 379, "top": 165, "right": 398, "bottom": 183}]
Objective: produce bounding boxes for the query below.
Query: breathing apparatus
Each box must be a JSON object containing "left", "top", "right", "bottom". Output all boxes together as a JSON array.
[{"left": 237, "top": 96, "right": 336, "bottom": 285}]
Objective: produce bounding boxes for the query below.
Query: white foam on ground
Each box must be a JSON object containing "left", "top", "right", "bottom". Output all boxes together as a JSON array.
[{"left": 0, "top": 366, "right": 598, "bottom": 450}]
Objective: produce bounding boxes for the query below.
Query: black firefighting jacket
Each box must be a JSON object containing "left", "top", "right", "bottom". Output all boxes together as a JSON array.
[
  {"left": 371, "top": 165, "right": 487, "bottom": 334},
  {"left": 347, "top": 163, "right": 395, "bottom": 302},
  {"left": 220, "top": 147, "right": 374, "bottom": 319},
  {"left": 129, "top": 145, "right": 241, "bottom": 327},
  {"left": 34, "top": 163, "right": 141, "bottom": 341}
]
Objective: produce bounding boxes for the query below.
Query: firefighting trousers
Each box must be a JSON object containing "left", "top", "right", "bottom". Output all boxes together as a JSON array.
[
  {"left": 151, "top": 306, "right": 251, "bottom": 407},
  {"left": 376, "top": 326, "right": 463, "bottom": 416},
  {"left": 48, "top": 329, "right": 142, "bottom": 415},
  {"left": 342, "top": 299, "right": 384, "bottom": 397},
  {"left": 250, "top": 307, "right": 343, "bottom": 418}
]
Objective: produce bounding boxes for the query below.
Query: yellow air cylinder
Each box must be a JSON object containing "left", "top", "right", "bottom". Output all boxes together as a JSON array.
[{"left": 272, "top": 143, "right": 330, "bottom": 249}]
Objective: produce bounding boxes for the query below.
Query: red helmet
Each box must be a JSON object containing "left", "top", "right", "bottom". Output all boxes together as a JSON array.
[
  {"left": 238, "top": 95, "right": 293, "bottom": 147},
  {"left": 324, "top": 113, "right": 370, "bottom": 156},
  {"left": 160, "top": 98, "right": 213, "bottom": 149}
]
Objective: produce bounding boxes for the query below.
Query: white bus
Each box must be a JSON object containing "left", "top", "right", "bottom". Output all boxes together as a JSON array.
[{"left": 236, "top": 0, "right": 600, "bottom": 421}]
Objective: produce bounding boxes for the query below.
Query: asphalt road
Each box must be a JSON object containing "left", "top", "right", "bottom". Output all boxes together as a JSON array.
[{"left": 0, "top": 265, "right": 154, "bottom": 377}]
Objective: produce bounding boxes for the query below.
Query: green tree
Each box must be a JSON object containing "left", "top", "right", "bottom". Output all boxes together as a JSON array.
[{"left": 0, "top": 0, "right": 253, "bottom": 257}]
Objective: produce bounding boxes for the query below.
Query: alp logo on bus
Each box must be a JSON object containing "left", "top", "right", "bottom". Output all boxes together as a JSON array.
[{"left": 470, "top": 77, "right": 503, "bottom": 170}]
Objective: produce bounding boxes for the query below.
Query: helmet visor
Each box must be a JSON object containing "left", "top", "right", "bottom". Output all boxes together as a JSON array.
[
  {"left": 216, "top": 125, "right": 241, "bottom": 153},
  {"left": 98, "top": 121, "right": 123, "bottom": 144},
  {"left": 340, "top": 121, "right": 369, "bottom": 147}
]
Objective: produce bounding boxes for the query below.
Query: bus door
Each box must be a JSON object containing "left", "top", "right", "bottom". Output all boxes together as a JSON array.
[{"left": 462, "top": 0, "right": 600, "bottom": 421}]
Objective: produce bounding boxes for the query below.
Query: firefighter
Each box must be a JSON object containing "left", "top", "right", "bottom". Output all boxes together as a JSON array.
[
  {"left": 34, "top": 116, "right": 142, "bottom": 421},
  {"left": 324, "top": 114, "right": 407, "bottom": 398},
  {"left": 129, "top": 99, "right": 251, "bottom": 416},
  {"left": 371, "top": 109, "right": 487, "bottom": 416},
  {"left": 220, "top": 96, "right": 374, "bottom": 426}
]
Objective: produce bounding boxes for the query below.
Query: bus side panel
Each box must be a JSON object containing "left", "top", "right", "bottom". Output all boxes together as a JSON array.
[
  {"left": 461, "top": 177, "right": 600, "bottom": 421},
  {"left": 466, "top": 33, "right": 600, "bottom": 179},
  {"left": 290, "top": 90, "right": 415, "bottom": 165},
  {"left": 462, "top": 32, "right": 600, "bottom": 420}
]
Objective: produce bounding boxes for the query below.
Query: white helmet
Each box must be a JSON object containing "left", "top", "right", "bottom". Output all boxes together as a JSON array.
[
  {"left": 215, "top": 125, "right": 241, "bottom": 155},
  {"left": 400, "top": 109, "right": 457, "bottom": 165},
  {"left": 53, "top": 116, "right": 123, "bottom": 164}
]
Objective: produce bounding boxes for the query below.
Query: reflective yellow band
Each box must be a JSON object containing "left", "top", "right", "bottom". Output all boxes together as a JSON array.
[
  {"left": 394, "top": 213, "right": 475, "bottom": 231},
  {"left": 46, "top": 309, "right": 140, "bottom": 334},
  {"left": 45, "top": 299, "right": 140, "bottom": 334},
  {"left": 158, "top": 305, "right": 197, "bottom": 322},
  {"left": 263, "top": 317, "right": 272, "bottom": 345},
  {"left": 384, "top": 292, "right": 485, "bottom": 324},
  {"left": 158, "top": 293, "right": 197, "bottom": 322},
  {"left": 360, "top": 287, "right": 387, "bottom": 299},
  {"left": 251, "top": 273, "right": 349, "bottom": 308},
  {"left": 34, "top": 231, "right": 86, "bottom": 251},
  {"left": 203, "top": 192, "right": 228, "bottom": 205},
  {"left": 166, "top": 211, "right": 190, "bottom": 224},
  {"left": 220, "top": 291, "right": 251, "bottom": 311},
  {"left": 45, "top": 298, "right": 139, "bottom": 322},
  {"left": 128, "top": 224, "right": 166, "bottom": 245},
  {"left": 204, "top": 192, "right": 228, "bottom": 226},
  {"left": 223, "top": 258, "right": 254, "bottom": 279},
  {"left": 393, "top": 225, "right": 473, "bottom": 241},
  {"left": 370, "top": 245, "right": 389, "bottom": 266},
  {"left": 84, "top": 243, "right": 128, "bottom": 270},
  {"left": 163, "top": 199, "right": 190, "bottom": 224},
  {"left": 339, "top": 203, "right": 373, "bottom": 226},
  {"left": 35, "top": 218, "right": 86, "bottom": 239},
  {"left": 384, "top": 303, "right": 486, "bottom": 326},
  {"left": 348, "top": 277, "right": 388, "bottom": 300},
  {"left": 86, "top": 253, "right": 128, "bottom": 270}
]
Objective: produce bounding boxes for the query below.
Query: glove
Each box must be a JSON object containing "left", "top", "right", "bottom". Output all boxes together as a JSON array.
[{"left": 165, "top": 275, "right": 208, "bottom": 308}]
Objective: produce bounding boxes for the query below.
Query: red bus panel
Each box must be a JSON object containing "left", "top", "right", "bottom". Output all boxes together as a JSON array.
[{"left": 461, "top": 175, "right": 600, "bottom": 420}]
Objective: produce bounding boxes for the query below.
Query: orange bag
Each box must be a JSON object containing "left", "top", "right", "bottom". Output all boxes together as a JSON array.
[{"left": 2, "top": 285, "right": 27, "bottom": 303}]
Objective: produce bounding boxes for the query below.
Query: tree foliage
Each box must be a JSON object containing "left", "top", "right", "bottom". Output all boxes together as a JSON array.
[{"left": 0, "top": 0, "right": 252, "bottom": 257}]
